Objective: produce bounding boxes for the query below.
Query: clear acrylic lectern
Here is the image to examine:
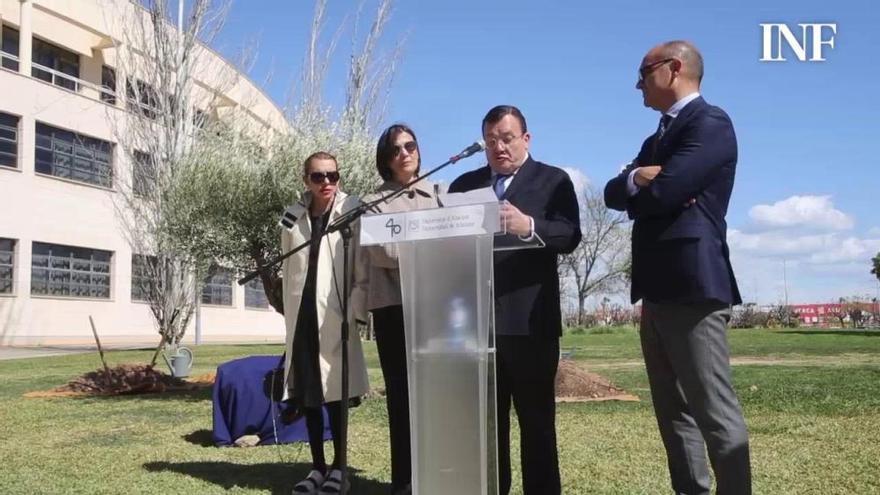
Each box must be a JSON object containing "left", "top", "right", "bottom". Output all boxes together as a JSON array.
[{"left": 360, "top": 200, "right": 505, "bottom": 495}]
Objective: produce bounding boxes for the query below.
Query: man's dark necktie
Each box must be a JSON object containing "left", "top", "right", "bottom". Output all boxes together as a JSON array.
[
  {"left": 651, "top": 114, "right": 674, "bottom": 162},
  {"left": 658, "top": 114, "right": 674, "bottom": 138}
]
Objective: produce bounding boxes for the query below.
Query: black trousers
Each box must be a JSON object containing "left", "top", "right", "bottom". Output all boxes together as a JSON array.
[
  {"left": 305, "top": 401, "right": 342, "bottom": 471},
  {"left": 496, "top": 334, "right": 561, "bottom": 495},
  {"left": 371, "top": 305, "right": 411, "bottom": 490}
]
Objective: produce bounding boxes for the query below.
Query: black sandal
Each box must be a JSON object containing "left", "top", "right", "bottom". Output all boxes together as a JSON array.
[
  {"left": 292, "top": 469, "right": 325, "bottom": 494},
  {"left": 318, "top": 468, "right": 349, "bottom": 494}
]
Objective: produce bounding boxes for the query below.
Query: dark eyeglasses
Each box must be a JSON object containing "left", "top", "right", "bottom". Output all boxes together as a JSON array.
[
  {"left": 638, "top": 58, "right": 674, "bottom": 82},
  {"left": 307, "top": 171, "right": 340, "bottom": 184},
  {"left": 393, "top": 141, "right": 418, "bottom": 157}
]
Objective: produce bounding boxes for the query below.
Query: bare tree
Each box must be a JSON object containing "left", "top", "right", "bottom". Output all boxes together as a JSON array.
[
  {"left": 768, "top": 303, "right": 799, "bottom": 328},
  {"left": 828, "top": 302, "right": 847, "bottom": 328},
  {"left": 730, "top": 303, "right": 771, "bottom": 329},
  {"left": 163, "top": 0, "right": 405, "bottom": 316},
  {"left": 840, "top": 296, "right": 872, "bottom": 329},
  {"left": 289, "top": 0, "right": 403, "bottom": 194},
  {"left": 343, "top": 0, "right": 404, "bottom": 132},
  {"left": 559, "top": 185, "right": 631, "bottom": 325},
  {"left": 106, "top": 0, "right": 233, "bottom": 364}
]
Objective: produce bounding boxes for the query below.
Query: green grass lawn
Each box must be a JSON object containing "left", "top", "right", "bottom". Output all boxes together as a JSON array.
[{"left": 1, "top": 328, "right": 878, "bottom": 494}]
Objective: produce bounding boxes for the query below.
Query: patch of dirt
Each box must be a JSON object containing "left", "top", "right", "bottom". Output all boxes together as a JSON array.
[
  {"left": 188, "top": 372, "right": 216, "bottom": 385},
  {"left": 555, "top": 360, "right": 639, "bottom": 403},
  {"left": 23, "top": 365, "right": 215, "bottom": 398}
]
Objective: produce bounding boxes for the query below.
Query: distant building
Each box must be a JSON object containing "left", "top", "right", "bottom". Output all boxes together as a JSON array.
[
  {"left": 0, "top": 0, "right": 288, "bottom": 345},
  {"left": 790, "top": 303, "right": 878, "bottom": 327}
]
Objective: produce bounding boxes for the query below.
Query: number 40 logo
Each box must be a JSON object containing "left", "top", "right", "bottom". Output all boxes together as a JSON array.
[{"left": 759, "top": 23, "right": 837, "bottom": 62}]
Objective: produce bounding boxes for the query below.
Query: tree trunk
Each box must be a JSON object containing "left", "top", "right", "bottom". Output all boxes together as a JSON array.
[
  {"left": 577, "top": 296, "right": 586, "bottom": 326},
  {"left": 251, "top": 244, "right": 284, "bottom": 315}
]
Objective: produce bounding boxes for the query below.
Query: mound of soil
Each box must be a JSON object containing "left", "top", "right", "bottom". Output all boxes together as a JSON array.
[
  {"left": 24, "top": 364, "right": 213, "bottom": 398},
  {"left": 555, "top": 360, "right": 639, "bottom": 402},
  {"left": 25, "top": 361, "right": 635, "bottom": 402}
]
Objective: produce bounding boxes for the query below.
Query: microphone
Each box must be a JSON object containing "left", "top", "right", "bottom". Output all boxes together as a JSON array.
[{"left": 449, "top": 140, "right": 486, "bottom": 163}]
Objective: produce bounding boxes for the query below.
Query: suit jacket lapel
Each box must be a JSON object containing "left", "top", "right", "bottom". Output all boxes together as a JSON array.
[
  {"left": 654, "top": 96, "right": 706, "bottom": 163},
  {"left": 503, "top": 157, "right": 537, "bottom": 200},
  {"left": 476, "top": 166, "right": 493, "bottom": 189},
  {"left": 660, "top": 96, "right": 705, "bottom": 145}
]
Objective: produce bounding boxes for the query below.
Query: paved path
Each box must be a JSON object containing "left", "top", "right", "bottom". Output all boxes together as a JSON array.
[
  {"left": 0, "top": 342, "right": 277, "bottom": 361},
  {"left": 0, "top": 345, "right": 153, "bottom": 361},
  {"left": 0, "top": 347, "right": 92, "bottom": 360},
  {"left": 581, "top": 353, "right": 880, "bottom": 369}
]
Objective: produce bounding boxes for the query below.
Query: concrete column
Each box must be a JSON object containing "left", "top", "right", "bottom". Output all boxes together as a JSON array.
[
  {"left": 114, "top": 45, "right": 127, "bottom": 109},
  {"left": 18, "top": 0, "right": 33, "bottom": 76},
  {"left": 17, "top": 113, "right": 34, "bottom": 175}
]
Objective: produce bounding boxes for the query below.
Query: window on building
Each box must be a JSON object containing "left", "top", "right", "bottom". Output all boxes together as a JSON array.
[
  {"left": 126, "top": 78, "right": 159, "bottom": 119},
  {"left": 245, "top": 278, "right": 269, "bottom": 309},
  {"left": 132, "top": 150, "right": 156, "bottom": 197},
  {"left": 0, "top": 112, "right": 19, "bottom": 169},
  {"left": 0, "top": 238, "right": 15, "bottom": 294},
  {"left": 202, "top": 265, "right": 233, "bottom": 306},
  {"left": 131, "top": 254, "right": 158, "bottom": 302},
  {"left": 31, "top": 242, "right": 112, "bottom": 299},
  {"left": 32, "top": 37, "right": 80, "bottom": 91},
  {"left": 35, "top": 122, "right": 113, "bottom": 188},
  {"left": 193, "top": 109, "right": 208, "bottom": 130},
  {"left": 1, "top": 25, "right": 19, "bottom": 72},
  {"left": 100, "top": 65, "right": 117, "bottom": 104}
]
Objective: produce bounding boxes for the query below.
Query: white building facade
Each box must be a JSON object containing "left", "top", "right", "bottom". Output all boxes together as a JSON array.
[{"left": 0, "top": 0, "right": 287, "bottom": 345}]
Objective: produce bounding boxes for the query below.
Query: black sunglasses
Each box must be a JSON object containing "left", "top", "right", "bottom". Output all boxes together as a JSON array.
[
  {"left": 393, "top": 141, "right": 418, "bottom": 157},
  {"left": 307, "top": 171, "right": 340, "bottom": 184},
  {"left": 638, "top": 58, "right": 675, "bottom": 82}
]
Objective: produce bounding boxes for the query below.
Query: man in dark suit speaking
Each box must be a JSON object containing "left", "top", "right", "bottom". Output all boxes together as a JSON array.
[
  {"left": 604, "top": 41, "right": 751, "bottom": 494},
  {"left": 449, "top": 105, "right": 581, "bottom": 495}
]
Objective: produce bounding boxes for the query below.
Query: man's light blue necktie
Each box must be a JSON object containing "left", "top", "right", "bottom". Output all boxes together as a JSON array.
[{"left": 493, "top": 174, "right": 510, "bottom": 199}]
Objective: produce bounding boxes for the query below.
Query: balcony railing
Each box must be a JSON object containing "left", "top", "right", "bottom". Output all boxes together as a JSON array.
[
  {"left": 0, "top": 50, "right": 20, "bottom": 71},
  {"left": 1, "top": 51, "right": 192, "bottom": 126},
  {"left": 30, "top": 61, "right": 118, "bottom": 102},
  {"left": 1, "top": 51, "right": 121, "bottom": 107}
]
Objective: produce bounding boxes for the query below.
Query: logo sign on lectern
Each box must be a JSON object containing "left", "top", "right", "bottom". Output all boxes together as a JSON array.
[{"left": 360, "top": 203, "right": 500, "bottom": 246}]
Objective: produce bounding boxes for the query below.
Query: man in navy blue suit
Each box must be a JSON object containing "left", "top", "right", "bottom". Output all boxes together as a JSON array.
[
  {"left": 604, "top": 41, "right": 751, "bottom": 494},
  {"left": 449, "top": 105, "right": 581, "bottom": 495}
]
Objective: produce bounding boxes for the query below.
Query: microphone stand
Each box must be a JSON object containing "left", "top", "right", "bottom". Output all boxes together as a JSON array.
[
  {"left": 237, "top": 144, "right": 482, "bottom": 489},
  {"left": 238, "top": 143, "right": 481, "bottom": 285}
]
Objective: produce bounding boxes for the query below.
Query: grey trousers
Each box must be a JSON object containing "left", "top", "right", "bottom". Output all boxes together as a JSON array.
[{"left": 641, "top": 300, "right": 752, "bottom": 495}]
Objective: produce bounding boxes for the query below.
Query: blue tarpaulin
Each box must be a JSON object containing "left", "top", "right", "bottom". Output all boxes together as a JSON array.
[{"left": 211, "top": 355, "right": 329, "bottom": 446}]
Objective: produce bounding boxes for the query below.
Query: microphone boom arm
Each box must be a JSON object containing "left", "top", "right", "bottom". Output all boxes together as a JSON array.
[{"left": 237, "top": 140, "right": 485, "bottom": 286}]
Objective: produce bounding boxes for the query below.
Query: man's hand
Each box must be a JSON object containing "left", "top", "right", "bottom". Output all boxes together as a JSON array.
[
  {"left": 500, "top": 201, "right": 532, "bottom": 237},
  {"left": 633, "top": 166, "right": 662, "bottom": 187}
]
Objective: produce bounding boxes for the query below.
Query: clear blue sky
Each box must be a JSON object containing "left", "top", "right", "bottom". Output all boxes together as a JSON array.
[{"left": 213, "top": 0, "right": 880, "bottom": 305}]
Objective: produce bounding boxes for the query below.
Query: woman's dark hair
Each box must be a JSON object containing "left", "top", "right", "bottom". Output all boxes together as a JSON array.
[
  {"left": 375, "top": 124, "right": 420, "bottom": 182},
  {"left": 303, "top": 151, "right": 338, "bottom": 175}
]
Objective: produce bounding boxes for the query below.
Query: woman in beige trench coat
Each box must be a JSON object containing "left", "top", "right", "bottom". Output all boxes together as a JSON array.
[
  {"left": 356, "top": 124, "right": 441, "bottom": 495},
  {"left": 281, "top": 151, "right": 369, "bottom": 495}
]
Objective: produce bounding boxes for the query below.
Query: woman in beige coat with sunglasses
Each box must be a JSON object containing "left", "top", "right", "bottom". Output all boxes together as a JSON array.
[{"left": 281, "top": 151, "right": 368, "bottom": 495}]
